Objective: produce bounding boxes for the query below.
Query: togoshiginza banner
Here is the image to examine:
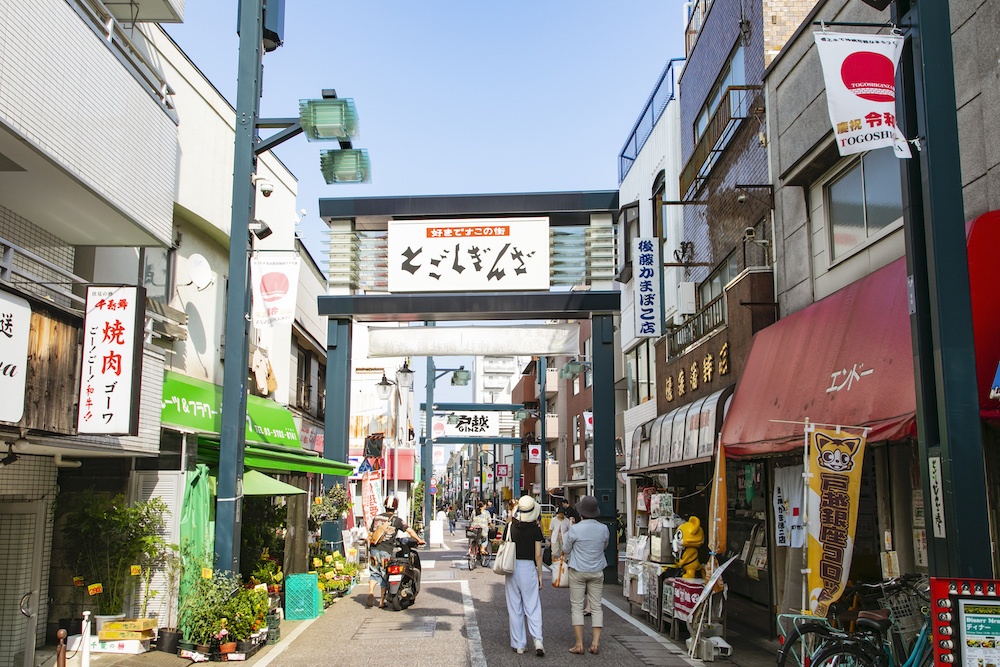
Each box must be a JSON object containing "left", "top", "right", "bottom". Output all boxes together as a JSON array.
[
  {"left": 814, "top": 32, "right": 911, "bottom": 158},
  {"left": 387, "top": 217, "right": 550, "bottom": 292},
  {"left": 77, "top": 285, "right": 145, "bottom": 435},
  {"left": 251, "top": 253, "right": 300, "bottom": 327}
]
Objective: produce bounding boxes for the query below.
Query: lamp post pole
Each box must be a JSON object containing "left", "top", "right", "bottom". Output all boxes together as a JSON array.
[
  {"left": 216, "top": 0, "right": 264, "bottom": 574},
  {"left": 538, "top": 357, "right": 547, "bottom": 506},
  {"left": 424, "top": 356, "right": 435, "bottom": 545}
]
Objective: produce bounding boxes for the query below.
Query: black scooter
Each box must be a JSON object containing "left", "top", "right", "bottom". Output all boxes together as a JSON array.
[{"left": 385, "top": 536, "right": 422, "bottom": 611}]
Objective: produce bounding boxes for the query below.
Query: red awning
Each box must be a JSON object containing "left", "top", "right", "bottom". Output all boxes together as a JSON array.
[
  {"left": 968, "top": 210, "right": 1000, "bottom": 421},
  {"left": 721, "top": 257, "right": 917, "bottom": 456}
]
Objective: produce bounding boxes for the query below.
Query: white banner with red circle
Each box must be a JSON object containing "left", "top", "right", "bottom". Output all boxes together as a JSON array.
[
  {"left": 813, "top": 32, "right": 910, "bottom": 158},
  {"left": 528, "top": 442, "right": 542, "bottom": 464},
  {"left": 251, "top": 253, "right": 300, "bottom": 328}
]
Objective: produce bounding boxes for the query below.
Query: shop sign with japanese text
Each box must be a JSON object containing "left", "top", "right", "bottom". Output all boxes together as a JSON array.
[
  {"left": 77, "top": 285, "right": 145, "bottom": 435},
  {"left": 387, "top": 218, "right": 549, "bottom": 292},
  {"left": 814, "top": 32, "right": 911, "bottom": 158},
  {"left": 0, "top": 290, "right": 31, "bottom": 423},
  {"left": 632, "top": 238, "right": 662, "bottom": 337},
  {"left": 432, "top": 412, "right": 499, "bottom": 438}
]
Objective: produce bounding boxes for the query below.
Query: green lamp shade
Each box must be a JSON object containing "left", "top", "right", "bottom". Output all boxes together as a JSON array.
[
  {"left": 299, "top": 98, "right": 359, "bottom": 141},
  {"left": 321, "top": 149, "right": 371, "bottom": 184}
]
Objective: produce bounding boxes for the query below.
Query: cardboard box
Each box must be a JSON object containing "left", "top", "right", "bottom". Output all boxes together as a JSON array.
[
  {"left": 103, "top": 618, "right": 157, "bottom": 631},
  {"left": 98, "top": 629, "right": 156, "bottom": 641},
  {"left": 66, "top": 635, "right": 150, "bottom": 654}
]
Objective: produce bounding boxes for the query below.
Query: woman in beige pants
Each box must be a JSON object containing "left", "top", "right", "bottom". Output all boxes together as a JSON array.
[{"left": 561, "top": 496, "right": 610, "bottom": 655}]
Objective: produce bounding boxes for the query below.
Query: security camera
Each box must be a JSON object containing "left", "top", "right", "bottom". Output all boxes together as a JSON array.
[
  {"left": 252, "top": 175, "right": 274, "bottom": 197},
  {"left": 743, "top": 227, "right": 756, "bottom": 241},
  {"left": 737, "top": 193, "right": 748, "bottom": 204}
]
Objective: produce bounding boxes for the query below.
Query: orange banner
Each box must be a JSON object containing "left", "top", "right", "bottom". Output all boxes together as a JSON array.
[{"left": 807, "top": 427, "right": 867, "bottom": 617}]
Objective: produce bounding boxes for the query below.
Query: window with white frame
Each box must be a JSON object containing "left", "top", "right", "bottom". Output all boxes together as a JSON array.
[
  {"left": 625, "top": 340, "right": 655, "bottom": 408},
  {"left": 827, "top": 148, "right": 903, "bottom": 260},
  {"left": 617, "top": 202, "right": 640, "bottom": 279},
  {"left": 699, "top": 252, "right": 739, "bottom": 309}
]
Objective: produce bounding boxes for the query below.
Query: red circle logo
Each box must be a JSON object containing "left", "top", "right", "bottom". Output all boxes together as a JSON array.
[{"left": 841, "top": 51, "right": 895, "bottom": 102}]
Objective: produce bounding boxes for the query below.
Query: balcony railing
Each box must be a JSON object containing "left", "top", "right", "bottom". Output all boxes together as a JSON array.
[
  {"left": 679, "top": 86, "right": 762, "bottom": 198},
  {"left": 0, "top": 237, "right": 87, "bottom": 310},
  {"left": 684, "top": 0, "right": 714, "bottom": 56},
  {"left": 667, "top": 292, "right": 727, "bottom": 357},
  {"left": 618, "top": 58, "right": 684, "bottom": 184}
]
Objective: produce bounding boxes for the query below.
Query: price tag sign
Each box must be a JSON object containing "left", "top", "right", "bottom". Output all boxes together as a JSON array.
[
  {"left": 87, "top": 583, "right": 103, "bottom": 596},
  {"left": 130, "top": 565, "right": 142, "bottom": 576},
  {"left": 201, "top": 568, "right": 213, "bottom": 579},
  {"left": 73, "top": 576, "right": 85, "bottom": 587}
]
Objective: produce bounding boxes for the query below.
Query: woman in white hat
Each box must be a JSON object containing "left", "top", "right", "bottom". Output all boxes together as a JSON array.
[{"left": 504, "top": 495, "right": 545, "bottom": 656}]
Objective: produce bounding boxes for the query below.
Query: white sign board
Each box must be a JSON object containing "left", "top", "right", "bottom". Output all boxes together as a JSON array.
[
  {"left": 814, "top": 32, "right": 910, "bottom": 158},
  {"left": 0, "top": 290, "right": 31, "bottom": 423},
  {"left": 928, "top": 456, "right": 946, "bottom": 539},
  {"left": 387, "top": 217, "right": 550, "bottom": 292},
  {"left": 250, "top": 253, "right": 299, "bottom": 327},
  {"left": 632, "top": 238, "right": 663, "bottom": 337},
  {"left": 77, "top": 285, "right": 144, "bottom": 435},
  {"left": 431, "top": 412, "right": 500, "bottom": 438}
]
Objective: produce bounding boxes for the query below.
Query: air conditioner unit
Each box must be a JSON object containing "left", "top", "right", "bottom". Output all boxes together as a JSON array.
[{"left": 678, "top": 282, "right": 697, "bottom": 315}]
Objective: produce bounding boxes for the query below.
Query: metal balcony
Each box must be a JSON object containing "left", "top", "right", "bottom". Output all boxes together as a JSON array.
[{"left": 667, "top": 292, "right": 727, "bottom": 357}]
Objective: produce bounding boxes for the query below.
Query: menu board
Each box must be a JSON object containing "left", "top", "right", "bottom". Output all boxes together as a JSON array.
[{"left": 960, "top": 599, "right": 1000, "bottom": 667}]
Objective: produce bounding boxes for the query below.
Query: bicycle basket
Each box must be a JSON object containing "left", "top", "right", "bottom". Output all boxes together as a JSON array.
[
  {"left": 466, "top": 529, "right": 480, "bottom": 540},
  {"left": 879, "top": 576, "right": 929, "bottom": 650}
]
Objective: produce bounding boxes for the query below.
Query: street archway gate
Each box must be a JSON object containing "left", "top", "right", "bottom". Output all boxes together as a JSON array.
[{"left": 318, "top": 290, "right": 620, "bottom": 581}]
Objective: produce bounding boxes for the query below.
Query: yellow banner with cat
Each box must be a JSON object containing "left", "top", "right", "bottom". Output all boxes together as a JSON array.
[{"left": 806, "top": 427, "right": 867, "bottom": 617}]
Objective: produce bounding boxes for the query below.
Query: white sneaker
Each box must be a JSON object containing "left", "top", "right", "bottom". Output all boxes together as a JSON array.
[
  {"left": 513, "top": 647, "right": 525, "bottom": 654},
  {"left": 534, "top": 639, "right": 545, "bottom": 656}
]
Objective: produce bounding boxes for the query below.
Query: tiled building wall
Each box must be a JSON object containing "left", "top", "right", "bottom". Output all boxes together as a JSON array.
[{"left": 763, "top": 0, "right": 818, "bottom": 65}]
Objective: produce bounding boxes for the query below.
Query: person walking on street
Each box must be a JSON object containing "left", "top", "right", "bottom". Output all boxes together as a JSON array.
[
  {"left": 560, "top": 497, "right": 581, "bottom": 523},
  {"left": 562, "top": 496, "right": 610, "bottom": 655},
  {"left": 447, "top": 504, "right": 458, "bottom": 535},
  {"left": 505, "top": 495, "right": 545, "bottom": 656},
  {"left": 366, "top": 497, "right": 425, "bottom": 609},
  {"left": 549, "top": 507, "right": 572, "bottom": 561}
]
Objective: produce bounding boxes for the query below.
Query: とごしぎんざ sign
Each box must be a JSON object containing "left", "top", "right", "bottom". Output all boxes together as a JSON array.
[
  {"left": 77, "top": 285, "right": 145, "bottom": 436},
  {"left": 386, "top": 217, "right": 550, "bottom": 292}
]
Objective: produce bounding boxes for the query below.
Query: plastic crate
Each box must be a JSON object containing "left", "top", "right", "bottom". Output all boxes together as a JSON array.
[{"left": 284, "top": 573, "right": 320, "bottom": 620}]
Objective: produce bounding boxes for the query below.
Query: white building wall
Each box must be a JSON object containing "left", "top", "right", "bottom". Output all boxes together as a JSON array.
[{"left": 0, "top": 0, "right": 176, "bottom": 246}]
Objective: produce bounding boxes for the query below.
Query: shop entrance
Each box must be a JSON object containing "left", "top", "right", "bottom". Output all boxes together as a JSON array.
[{"left": 0, "top": 501, "right": 46, "bottom": 667}]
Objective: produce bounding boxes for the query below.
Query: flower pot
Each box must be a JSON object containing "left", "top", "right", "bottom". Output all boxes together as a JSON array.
[
  {"left": 219, "top": 641, "right": 237, "bottom": 653},
  {"left": 236, "top": 640, "right": 254, "bottom": 653},
  {"left": 157, "top": 628, "right": 182, "bottom": 654},
  {"left": 196, "top": 644, "right": 211, "bottom": 654},
  {"left": 177, "top": 640, "right": 196, "bottom": 653}
]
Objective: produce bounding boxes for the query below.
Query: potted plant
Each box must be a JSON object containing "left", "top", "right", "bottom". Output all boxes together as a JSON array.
[
  {"left": 225, "top": 587, "right": 267, "bottom": 652},
  {"left": 155, "top": 544, "right": 182, "bottom": 654},
  {"left": 178, "top": 560, "right": 241, "bottom": 651},
  {"left": 61, "top": 493, "right": 167, "bottom": 629}
]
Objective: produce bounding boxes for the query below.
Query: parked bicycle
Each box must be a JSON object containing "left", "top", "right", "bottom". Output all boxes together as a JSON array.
[{"left": 778, "top": 574, "right": 931, "bottom": 667}]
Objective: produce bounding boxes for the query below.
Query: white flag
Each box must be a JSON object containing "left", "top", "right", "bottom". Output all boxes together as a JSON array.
[
  {"left": 814, "top": 32, "right": 910, "bottom": 158},
  {"left": 250, "top": 253, "right": 299, "bottom": 327}
]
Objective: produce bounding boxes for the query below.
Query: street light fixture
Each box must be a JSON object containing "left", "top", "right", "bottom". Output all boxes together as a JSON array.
[{"left": 559, "top": 359, "right": 592, "bottom": 380}]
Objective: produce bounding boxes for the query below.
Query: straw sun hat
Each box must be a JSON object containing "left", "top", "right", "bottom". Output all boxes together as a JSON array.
[{"left": 515, "top": 495, "right": 541, "bottom": 522}]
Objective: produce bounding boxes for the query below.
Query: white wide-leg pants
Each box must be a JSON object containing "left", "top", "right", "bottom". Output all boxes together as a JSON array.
[{"left": 506, "top": 559, "right": 543, "bottom": 650}]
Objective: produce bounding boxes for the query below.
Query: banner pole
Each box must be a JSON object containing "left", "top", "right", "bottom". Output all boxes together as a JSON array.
[{"left": 801, "top": 418, "right": 812, "bottom": 615}]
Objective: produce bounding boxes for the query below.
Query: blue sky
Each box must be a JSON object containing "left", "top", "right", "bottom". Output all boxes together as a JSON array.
[{"left": 166, "top": 2, "right": 686, "bottom": 262}]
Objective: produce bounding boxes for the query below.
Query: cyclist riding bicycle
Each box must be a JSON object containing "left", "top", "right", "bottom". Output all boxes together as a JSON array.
[{"left": 469, "top": 503, "right": 491, "bottom": 555}]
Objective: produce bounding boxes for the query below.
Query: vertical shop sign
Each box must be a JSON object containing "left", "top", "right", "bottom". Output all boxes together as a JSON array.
[
  {"left": 806, "top": 427, "right": 868, "bottom": 617},
  {"left": 77, "top": 285, "right": 145, "bottom": 435},
  {"left": 0, "top": 290, "right": 31, "bottom": 423},
  {"left": 632, "top": 238, "right": 662, "bottom": 337},
  {"left": 814, "top": 32, "right": 911, "bottom": 158}
]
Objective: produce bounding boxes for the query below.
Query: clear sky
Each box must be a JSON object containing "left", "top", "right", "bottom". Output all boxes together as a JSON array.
[{"left": 165, "top": 2, "right": 687, "bottom": 262}]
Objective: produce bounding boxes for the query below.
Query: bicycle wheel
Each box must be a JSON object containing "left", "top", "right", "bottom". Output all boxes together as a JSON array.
[
  {"left": 479, "top": 549, "right": 490, "bottom": 568},
  {"left": 809, "top": 641, "right": 878, "bottom": 667},
  {"left": 467, "top": 546, "right": 476, "bottom": 570},
  {"left": 778, "top": 623, "right": 838, "bottom": 667}
]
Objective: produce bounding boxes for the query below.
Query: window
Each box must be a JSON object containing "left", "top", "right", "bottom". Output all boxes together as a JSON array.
[
  {"left": 617, "top": 202, "right": 640, "bottom": 280},
  {"left": 699, "top": 252, "right": 739, "bottom": 308},
  {"left": 296, "top": 348, "right": 311, "bottom": 410},
  {"left": 574, "top": 415, "right": 582, "bottom": 461},
  {"left": 695, "top": 42, "right": 746, "bottom": 143},
  {"left": 652, "top": 172, "right": 666, "bottom": 241},
  {"left": 583, "top": 338, "right": 592, "bottom": 388},
  {"left": 141, "top": 246, "right": 174, "bottom": 303},
  {"left": 317, "top": 363, "right": 326, "bottom": 418},
  {"left": 625, "top": 340, "right": 656, "bottom": 408},
  {"left": 827, "top": 148, "right": 904, "bottom": 260}
]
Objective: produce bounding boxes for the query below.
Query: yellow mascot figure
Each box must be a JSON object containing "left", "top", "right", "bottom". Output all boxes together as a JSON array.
[{"left": 672, "top": 516, "right": 705, "bottom": 579}]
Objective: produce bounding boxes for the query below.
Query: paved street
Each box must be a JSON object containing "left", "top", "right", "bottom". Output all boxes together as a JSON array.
[{"left": 49, "top": 527, "right": 776, "bottom": 667}]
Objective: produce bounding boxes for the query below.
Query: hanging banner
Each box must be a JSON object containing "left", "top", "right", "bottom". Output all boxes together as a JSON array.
[
  {"left": 773, "top": 464, "right": 805, "bottom": 548},
  {"left": 250, "top": 253, "right": 300, "bottom": 328},
  {"left": 0, "top": 290, "right": 31, "bottom": 423},
  {"left": 807, "top": 427, "right": 868, "bottom": 616},
  {"left": 813, "top": 32, "right": 911, "bottom": 158},
  {"left": 77, "top": 285, "right": 145, "bottom": 435},
  {"left": 527, "top": 441, "right": 542, "bottom": 464},
  {"left": 632, "top": 238, "right": 663, "bottom": 337},
  {"left": 361, "top": 470, "right": 384, "bottom": 533}
]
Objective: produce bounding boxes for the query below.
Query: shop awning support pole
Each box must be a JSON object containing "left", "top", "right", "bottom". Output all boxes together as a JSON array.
[
  {"left": 592, "top": 314, "right": 618, "bottom": 583},
  {"left": 896, "top": 0, "right": 992, "bottom": 577}
]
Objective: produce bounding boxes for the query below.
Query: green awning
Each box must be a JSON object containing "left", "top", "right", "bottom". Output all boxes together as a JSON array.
[
  {"left": 209, "top": 470, "right": 307, "bottom": 496},
  {"left": 161, "top": 371, "right": 300, "bottom": 448},
  {"left": 197, "top": 440, "right": 354, "bottom": 477}
]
